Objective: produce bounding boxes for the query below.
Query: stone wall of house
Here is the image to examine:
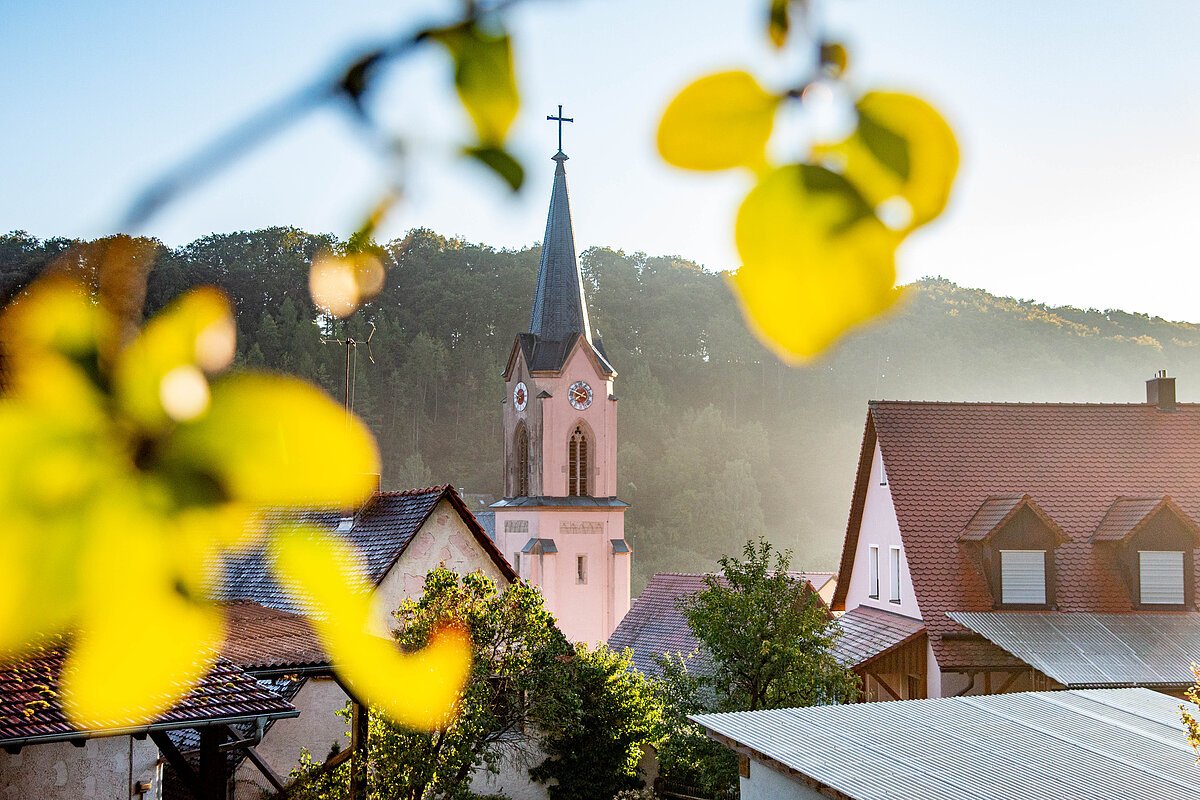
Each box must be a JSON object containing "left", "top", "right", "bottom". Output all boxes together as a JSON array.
[
  {"left": 232, "top": 676, "right": 350, "bottom": 800},
  {"left": 0, "top": 735, "right": 158, "bottom": 800},
  {"left": 372, "top": 496, "right": 510, "bottom": 630},
  {"left": 468, "top": 738, "right": 551, "bottom": 800}
]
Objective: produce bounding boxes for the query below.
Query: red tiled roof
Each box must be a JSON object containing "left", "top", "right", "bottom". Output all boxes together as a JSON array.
[
  {"left": 832, "top": 402, "right": 1200, "bottom": 668},
  {"left": 221, "top": 601, "right": 328, "bottom": 672},
  {"left": 0, "top": 642, "right": 296, "bottom": 745},
  {"left": 959, "top": 494, "right": 1068, "bottom": 544},
  {"left": 1091, "top": 496, "right": 1200, "bottom": 543},
  {"left": 833, "top": 606, "right": 925, "bottom": 669}
]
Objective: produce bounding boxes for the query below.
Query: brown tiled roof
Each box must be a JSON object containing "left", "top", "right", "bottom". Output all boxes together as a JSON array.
[
  {"left": 959, "top": 494, "right": 1068, "bottom": 544},
  {"left": 221, "top": 601, "right": 328, "bottom": 672},
  {"left": 608, "top": 571, "right": 829, "bottom": 676},
  {"left": 832, "top": 606, "right": 925, "bottom": 669},
  {"left": 0, "top": 642, "right": 296, "bottom": 746},
  {"left": 832, "top": 402, "right": 1200, "bottom": 668},
  {"left": 608, "top": 573, "right": 707, "bottom": 675},
  {"left": 1091, "top": 496, "right": 1200, "bottom": 543},
  {"left": 218, "top": 485, "right": 516, "bottom": 613}
]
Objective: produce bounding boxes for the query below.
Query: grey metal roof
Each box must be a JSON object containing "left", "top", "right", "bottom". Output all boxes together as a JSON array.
[
  {"left": 948, "top": 611, "right": 1200, "bottom": 687},
  {"left": 529, "top": 153, "right": 590, "bottom": 343},
  {"left": 521, "top": 537, "right": 558, "bottom": 555},
  {"left": 694, "top": 688, "right": 1197, "bottom": 800},
  {"left": 491, "top": 495, "right": 629, "bottom": 508}
]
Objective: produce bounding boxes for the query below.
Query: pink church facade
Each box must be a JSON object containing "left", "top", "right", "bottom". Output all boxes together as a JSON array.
[{"left": 491, "top": 145, "right": 631, "bottom": 644}]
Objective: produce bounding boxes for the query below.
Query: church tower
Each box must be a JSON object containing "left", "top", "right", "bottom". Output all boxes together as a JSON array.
[{"left": 492, "top": 108, "right": 631, "bottom": 643}]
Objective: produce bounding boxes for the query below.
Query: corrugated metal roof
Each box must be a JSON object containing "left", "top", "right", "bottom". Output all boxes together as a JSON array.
[
  {"left": 948, "top": 611, "right": 1200, "bottom": 687},
  {"left": 833, "top": 606, "right": 925, "bottom": 668},
  {"left": 694, "top": 688, "right": 1196, "bottom": 800}
]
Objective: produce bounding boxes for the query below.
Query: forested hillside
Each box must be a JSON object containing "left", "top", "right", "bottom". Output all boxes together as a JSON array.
[{"left": 5, "top": 228, "right": 1198, "bottom": 588}]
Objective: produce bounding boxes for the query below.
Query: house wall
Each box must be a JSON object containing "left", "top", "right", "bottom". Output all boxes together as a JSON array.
[
  {"left": 740, "top": 758, "right": 824, "bottom": 800},
  {"left": 842, "top": 443, "right": 922, "bottom": 621},
  {"left": 0, "top": 735, "right": 158, "bottom": 800},
  {"left": 232, "top": 677, "right": 350, "bottom": 800},
  {"left": 468, "top": 738, "right": 551, "bottom": 800},
  {"left": 372, "top": 496, "right": 510, "bottom": 631}
]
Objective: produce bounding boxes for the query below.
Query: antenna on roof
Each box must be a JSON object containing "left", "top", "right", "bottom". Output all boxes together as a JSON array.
[{"left": 321, "top": 320, "right": 376, "bottom": 417}]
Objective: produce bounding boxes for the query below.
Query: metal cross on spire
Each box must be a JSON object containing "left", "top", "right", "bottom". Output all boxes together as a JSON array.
[{"left": 546, "top": 104, "right": 574, "bottom": 154}]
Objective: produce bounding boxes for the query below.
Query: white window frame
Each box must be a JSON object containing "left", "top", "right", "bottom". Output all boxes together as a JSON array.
[
  {"left": 1139, "top": 550, "right": 1185, "bottom": 605},
  {"left": 889, "top": 545, "right": 902, "bottom": 604},
  {"left": 868, "top": 545, "right": 880, "bottom": 599},
  {"left": 576, "top": 554, "right": 588, "bottom": 585},
  {"left": 1000, "top": 549, "right": 1047, "bottom": 605}
]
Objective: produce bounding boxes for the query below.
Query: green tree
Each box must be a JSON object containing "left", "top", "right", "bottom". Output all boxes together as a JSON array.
[
  {"left": 654, "top": 539, "right": 859, "bottom": 795},
  {"left": 530, "top": 644, "right": 661, "bottom": 800}
]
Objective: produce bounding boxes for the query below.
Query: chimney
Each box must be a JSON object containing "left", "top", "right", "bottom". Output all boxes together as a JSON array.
[{"left": 1146, "top": 370, "right": 1176, "bottom": 411}]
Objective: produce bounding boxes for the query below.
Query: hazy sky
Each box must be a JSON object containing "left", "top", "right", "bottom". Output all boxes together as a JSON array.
[{"left": 4, "top": 1, "right": 1200, "bottom": 321}]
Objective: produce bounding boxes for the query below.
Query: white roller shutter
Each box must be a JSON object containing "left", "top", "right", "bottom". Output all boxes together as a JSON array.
[
  {"left": 1139, "top": 550, "right": 1185, "bottom": 605},
  {"left": 1000, "top": 550, "right": 1046, "bottom": 605}
]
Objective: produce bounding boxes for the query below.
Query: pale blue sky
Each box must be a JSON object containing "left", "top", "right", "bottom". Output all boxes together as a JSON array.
[{"left": 4, "top": 1, "right": 1200, "bottom": 321}]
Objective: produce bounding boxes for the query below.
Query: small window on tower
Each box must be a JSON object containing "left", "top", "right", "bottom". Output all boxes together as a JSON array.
[
  {"left": 513, "top": 552, "right": 521, "bottom": 576},
  {"left": 576, "top": 555, "right": 588, "bottom": 585},
  {"left": 568, "top": 426, "right": 589, "bottom": 496},
  {"left": 515, "top": 425, "right": 530, "bottom": 497}
]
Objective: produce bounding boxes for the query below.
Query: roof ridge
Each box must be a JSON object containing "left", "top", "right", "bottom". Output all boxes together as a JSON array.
[
  {"left": 375, "top": 484, "right": 451, "bottom": 497},
  {"left": 870, "top": 400, "right": 1200, "bottom": 408}
]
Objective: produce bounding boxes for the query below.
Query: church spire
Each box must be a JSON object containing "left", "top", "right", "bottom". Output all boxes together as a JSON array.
[{"left": 529, "top": 106, "right": 592, "bottom": 343}]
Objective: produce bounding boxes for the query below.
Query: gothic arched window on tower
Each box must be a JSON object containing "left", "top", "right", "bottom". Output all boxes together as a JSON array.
[
  {"left": 515, "top": 424, "right": 530, "bottom": 497},
  {"left": 568, "top": 425, "right": 589, "bottom": 496}
]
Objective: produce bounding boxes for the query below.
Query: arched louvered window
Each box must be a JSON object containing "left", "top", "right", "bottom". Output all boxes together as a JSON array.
[
  {"left": 515, "top": 425, "right": 530, "bottom": 497},
  {"left": 568, "top": 425, "right": 589, "bottom": 496}
]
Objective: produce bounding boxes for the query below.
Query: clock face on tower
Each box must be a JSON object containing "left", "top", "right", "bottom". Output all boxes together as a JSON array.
[
  {"left": 568, "top": 380, "right": 593, "bottom": 410},
  {"left": 513, "top": 381, "right": 528, "bottom": 412}
]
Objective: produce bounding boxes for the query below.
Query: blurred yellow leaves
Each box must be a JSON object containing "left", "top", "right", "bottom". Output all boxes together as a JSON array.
[
  {"left": 0, "top": 267, "right": 403, "bottom": 731},
  {"left": 733, "top": 165, "right": 900, "bottom": 359},
  {"left": 310, "top": 251, "right": 385, "bottom": 319},
  {"left": 815, "top": 91, "right": 959, "bottom": 231},
  {"left": 658, "top": 71, "right": 779, "bottom": 172},
  {"left": 431, "top": 22, "right": 524, "bottom": 192},
  {"left": 272, "top": 527, "right": 471, "bottom": 730},
  {"left": 657, "top": 51, "right": 959, "bottom": 363}
]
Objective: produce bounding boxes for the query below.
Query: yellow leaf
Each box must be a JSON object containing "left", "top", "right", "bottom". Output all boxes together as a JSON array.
[
  {"left": 162, "top": 373, "right": 380, "bottom": 507},
  {"left": 731, "top": 164, "right": 902, "bottom": 362},
  {"left": 0, "top": 277, "right": 113, "bottom": 378},
  {"left": 814, "top": 90, "right": 959, "bottom": 230},
  {"left": 62, "top": 498, "right": 222, "bottom": 729},
  {"left": 658, "top": 70, "right": 780, "bottom": 172},
  {"left": 272, "top": 527, "right": 471, "bottom": 730},
  {"left": 113, "top": 287, "right": 235, "bottom": 431},
  {"left": 432, "top": 24, "right": 519, "bottom": 146}
]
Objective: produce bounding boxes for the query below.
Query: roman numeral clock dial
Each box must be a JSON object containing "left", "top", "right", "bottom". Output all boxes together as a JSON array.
[{"left": 568, "top": 380, "right": 593, "bottom": 410}]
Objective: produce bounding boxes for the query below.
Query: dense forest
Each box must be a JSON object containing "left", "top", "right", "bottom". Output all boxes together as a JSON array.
[{"left": 4, "top": 227, "right": 1199, "bottom": 589}]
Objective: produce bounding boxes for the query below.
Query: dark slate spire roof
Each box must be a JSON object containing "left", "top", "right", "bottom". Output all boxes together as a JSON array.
[{"left": 529, "top": 152, "right": 592, "bottom": 343}]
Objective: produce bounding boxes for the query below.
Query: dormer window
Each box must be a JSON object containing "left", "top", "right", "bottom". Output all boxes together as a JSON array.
[
  {"left": 959, "top": 495, "right": 1067, "bottom": 610},
  {"left": 1000, "top": 550, "right": 1047, "bottom": 605},
  {"left": 1139, "top": 550, "right": 1185, "bottom": 605},
  {"left": 1092, "top": 497, "right": 1199, "bottom": 610}
]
